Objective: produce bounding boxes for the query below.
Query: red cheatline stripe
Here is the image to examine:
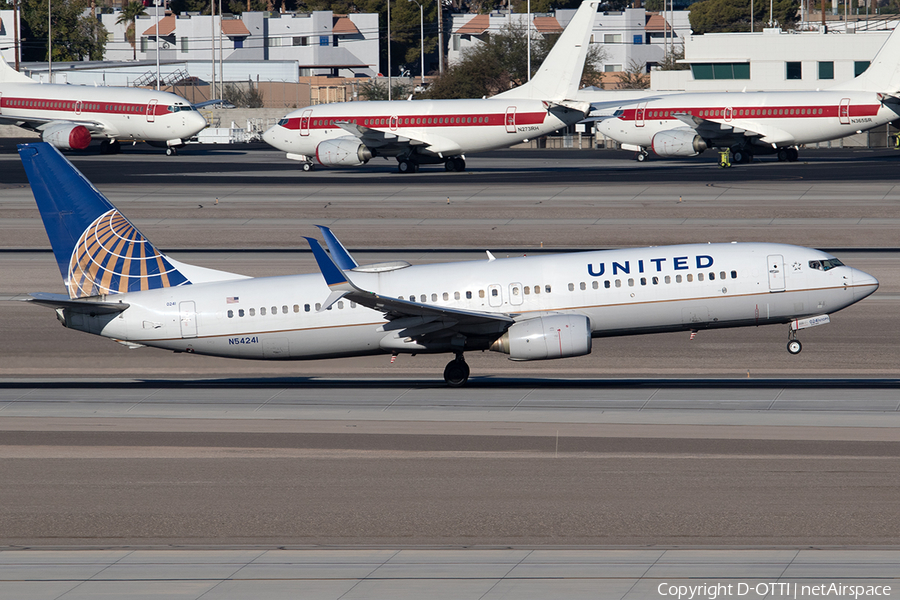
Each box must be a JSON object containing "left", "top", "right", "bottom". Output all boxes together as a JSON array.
[
  {"left": 0, "top": 96, "right": 169, "bottom": 116},
  {"left": 279, "top": 112, "right": 547, "bottom": 130},
  {"left": 620, "top": 104, "right": 881, "bottom": 121}
]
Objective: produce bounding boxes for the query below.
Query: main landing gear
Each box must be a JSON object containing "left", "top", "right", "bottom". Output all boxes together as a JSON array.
[
  {"left": 443, "top": 354, "right": 470, "bottom": 387},
  {"left": 787, "top": 328, "right": 802, "bottom": 355},
  {"left": 777, "top": 147, "right": 799, "bottom": 162},
  {"left": 398, "top": 159, "right": 419, "bottom": 173},
  {"left": 731, "top": 147, "right": 752, "bottom": 164},
  {"left": 444, "top": 156, "right": 466, "bottom": 172},
  {"left": 99, "top": 140, "right": 121, "bottom": 155}
]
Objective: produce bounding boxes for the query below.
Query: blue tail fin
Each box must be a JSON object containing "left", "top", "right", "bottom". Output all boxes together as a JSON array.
[{"left": 18, "top": 143, "right": 190, "bottom": 299}]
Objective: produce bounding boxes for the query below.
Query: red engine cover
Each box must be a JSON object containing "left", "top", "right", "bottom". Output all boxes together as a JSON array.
[{"left": 68, "top": 125, "right": 92, "bottom": 150}]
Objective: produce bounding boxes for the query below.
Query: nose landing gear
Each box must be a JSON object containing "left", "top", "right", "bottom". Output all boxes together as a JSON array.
[
  {"left": 443, "top": 354, "right": 470, "bottom": 387},
  {"left": 787, "top": 329, "right": 802, "bottom": 355}
]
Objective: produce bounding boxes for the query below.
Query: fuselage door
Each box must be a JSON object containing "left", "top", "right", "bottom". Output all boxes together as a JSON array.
[
  {"left": 724, "top": 106, "right": 733, "bottom": 122},
  {"left": 505, "top": 106, "right": 516, "bottom": 133},
  {"left": 75, "top": 100, "right": 82, "bottom": 115},
  {"left": 179, "top": 301, "right": 198, "bottom": 338},
  {"left": 635, "top": 102, "right": 646, "bottom": 127},
  {"left": 839, "top": 98, "right": 851, "bottom": 124},
  {"left": 509, "top": 282, "right": 523, "bottom": 306},
  {"left": 299, "top": 109, "right": 312, "bottom": 136},
  {"left": 146, "top": 99, "right": 158, "bottom": 122},
  {"left": 0, "top": 92, "right": 3, "bottom": 115},
  {"left": 390, "top": 115, "right": 398, "bottom": 130},
  {"left": 767, "top": 255, "right": 785, "bottom": 292},
  {"left": 488, "top": 284, "right": 503, "bottom": 307}
]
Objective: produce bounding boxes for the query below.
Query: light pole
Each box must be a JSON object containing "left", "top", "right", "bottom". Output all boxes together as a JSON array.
[
  {"left": 387, "top": 0, "right": 392, "bottom": 101},
  {"left": 408, "top": 0, "right": 425, "bottom": 85}
]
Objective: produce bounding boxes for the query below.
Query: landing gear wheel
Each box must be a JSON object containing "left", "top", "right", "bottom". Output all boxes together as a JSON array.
[
  {"left": 732, "top": 150, "right": 750, "bottom": 164},
  {"left": 787, "top": 340, "right": 802, "bottom": 355},
  {"left": 444, "top": 157, "right": 465, "bottom": 172},
  {"left": 109, "top": 140, "right": 121, "bottom": 154},
  {"left": 398, "top": 159, "right": 417, "bottom": 174},
  {"left": 777, "top": 148, "right": 789, "bottom": 162},
  {"left": 99, "top": 140, "right": 111, "bottom": 154},
  {"left": 301, "top": 162, "right": 315, "bottom": 172},
  {"left": 166, "top": 147, "right": 178, "bottom": 156},
  {"left": 443, "top": 359, "right": 470, "bottom": 387},
  {"left": 787, "top": 148, "right": 799, "bottom": 162},
  {"left": 636, "top": 151, "right": 648, "bottom": 162}
]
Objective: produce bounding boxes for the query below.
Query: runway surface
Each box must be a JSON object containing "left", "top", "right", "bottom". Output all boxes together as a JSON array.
[
  {"left": 1, "top": 142, "right": 899, "bottom": 595},
  {"left": 3, "top": 548, "right": 899, "bottom": 600}
]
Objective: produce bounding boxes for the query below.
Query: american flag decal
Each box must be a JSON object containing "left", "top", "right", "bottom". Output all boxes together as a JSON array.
[{"left": 226, "top": 296, "right": 240, "bottom": 304}]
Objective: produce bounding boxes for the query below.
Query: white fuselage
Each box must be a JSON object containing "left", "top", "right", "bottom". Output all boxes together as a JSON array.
[
  {"left": 0, "top": 82, "right": 207, "bottom": 142},
  {"left": 595, "top": 90, "right": 900, "bottom": 150},
  {"left": 66, "top": 243, "right": 878, "bottom": 360},
  {"left": 262, "top": 97, "right": 582, "bottom": 160}
]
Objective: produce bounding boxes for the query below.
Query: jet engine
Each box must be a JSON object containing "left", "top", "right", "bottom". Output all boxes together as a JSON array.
[
  {"left": 650, "top": 129, "right": 708, "bottom": 157},
  {"left": 490, "top": 314, "right": 592, "bottom": 360},
  {"left": 41, "top": 123, "right": 92, "bottom": 151},
  {"left": 315, "top": 138, "right": 374, "bottom": 166}
]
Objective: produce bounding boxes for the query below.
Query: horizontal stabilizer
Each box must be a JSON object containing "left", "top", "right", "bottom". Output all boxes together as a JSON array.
[{"left": 27, "top": 292, "right": 129, "bottom": 315}]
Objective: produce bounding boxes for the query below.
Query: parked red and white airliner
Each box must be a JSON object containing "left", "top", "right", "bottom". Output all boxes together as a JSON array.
[
  {"left": 0, "top": 56, "right": 207, "bottom": 155},
  {"left": 594, "top": 25, "right": 900, "bottom": 163},
  {"left": 263, "top": 1, "right": 637, "bottom": 173}
]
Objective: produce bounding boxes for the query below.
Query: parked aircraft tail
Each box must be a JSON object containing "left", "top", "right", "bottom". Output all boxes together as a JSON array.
[
  {"left": 494, "top": 0, "right": 599, "bottom": 102},
  {"left": 831, "top": 24, "right": 900, "bottom": 92},
  {"left": 17, "top": 143, "right": 247, "bottom": 299},
  {"left": 0, "top": 53, "right": 35, "bottom": 83}
]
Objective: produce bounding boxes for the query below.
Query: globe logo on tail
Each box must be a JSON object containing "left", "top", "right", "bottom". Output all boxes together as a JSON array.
[{"left": 67, "top": 209, "right": 189, "bottom": 298}]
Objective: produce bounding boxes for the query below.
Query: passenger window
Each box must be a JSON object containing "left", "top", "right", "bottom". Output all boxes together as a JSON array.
[
  {"left": 709, "top": 272, "right": 715, "bottom": 280},
  {"left": 580, "top": 282, "right": 586, "bottom": 291},
  {"left": 260, "top": 307, "right": 266, "bottom": 316},
  {"left": 523, "top": 287, "right": 530, "bottom": 295},
  {"left": 239, "top": 309, "right": 245, "bottom": 317},
  {"left": 628, "top": 278, "right": 634, "bottom": 287},
  {"left": 350, "top": 302, "right": 356, "bottom": 308},
  {"left": 604, "top": 280, "right": 611, "bottom": 289},
  {"left": 615, "top": 279, "right": 621, "bottom": 288},
  {"left": 421, "top": 295, "right": 427, "bottom": 302},
  {"left": 698, "top": 273, "right": 704, "bottom": 281},
  {"left": 652, "top": 276, "right": 659, "bottom": 285},
  {"left": 676, "top": 275, "right": 682, "bottom": 283},
  {"left": 337, "top": 301, "right": 344, "bottom": 309},
  {"left": 491, "top": 289, "right": 498, "bottom": 297},
  {"left": 479, "top": 290, "right": 485, "bottom": 298},
  {"left": 731, "top": 271, "right": 737, "bottom": 279},
  {"left": 640, "top": 277, "right": 647, "bottom": 286},
  {"left": 665, "top": 276, "right": 671, "bottom": 284},
  {"left": 227, "top": 310, "right": 234, "bottom": 318},
  {"left": 719, "top": 272, "right": 726, "bottom": 280},
  {"left": 272, "top": 306, "right": 277, "bottom": 314},
  {"left": 534, "top": 286, "right": 540, "bottom": 295},
  {"left": 592, "top": 281, "right": 599, "bottom": 289},
  {"left": 315, "top": 303, "right": 321, "bottom": 311},
  {"left": 568, "top": 283, "right": 574, "bottom": 291},
  {"left": 466, "top": 291, "right": 472, "bottom": 299},
  {"left": 443, "top": 292, "right": 449, "bottom": 300},
  {"left": 304, "top": 304, "right": 310, "bottom": 312},
  {"left": 687, "top": 274, "right": 693, "bottom": 282},
  {"left": 283, "top": 305, "right": 288, "bottom": 314},
  {"left": 249, "top": 308, "right": 256, "bottom": 316},
  {"left": 545, "top": 285, "right": 551, "bottom": 293},
  {"left": 512, "top": 287, "right": 520, "bottom": 296},
  {"left": 454, "top": 292, "right": 460, "bottom": 300},
  {"left": 432, "top": 293, "right": 438, "bottom": 301}
]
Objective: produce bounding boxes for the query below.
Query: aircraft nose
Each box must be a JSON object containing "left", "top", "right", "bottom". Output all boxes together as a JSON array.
[
  {"left": 190, "top": 111, "right": 208, "bottom": 135},
  {"left": 262, "top": 125, "right": 287, "bottom": 151},
  {"left": 851, "top": 267, "right": 879, "bottom": 301}
]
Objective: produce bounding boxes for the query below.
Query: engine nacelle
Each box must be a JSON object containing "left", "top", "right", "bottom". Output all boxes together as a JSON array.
[
  {"left": 315, "top": 138, "right": 374, "bottom": 166},
  {"left": 651, "top": 129, "right": 707, "bottom": 157},
  {"left": 490, "top": 314, "right": 592, "bottom": 361},
  {"left": 41, "top": 122, "right": 92, "bottom": 150}
]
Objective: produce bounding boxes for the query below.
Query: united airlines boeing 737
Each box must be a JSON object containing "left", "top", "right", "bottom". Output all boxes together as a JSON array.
[{"left": 20, "top": 142, "right": 878, "bottom": 385}]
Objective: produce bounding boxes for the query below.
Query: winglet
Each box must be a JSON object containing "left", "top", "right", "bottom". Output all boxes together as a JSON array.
[{"left": 316, "top": 225, "right": 359, "bottom": 269}]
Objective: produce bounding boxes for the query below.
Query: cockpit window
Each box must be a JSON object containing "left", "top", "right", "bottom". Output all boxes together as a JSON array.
[
  {"left": 809, "top": 258, "right": 844, "bottom": 271},
  {"left": 277, "top": 118, "right": 289, "bottom": 126}
]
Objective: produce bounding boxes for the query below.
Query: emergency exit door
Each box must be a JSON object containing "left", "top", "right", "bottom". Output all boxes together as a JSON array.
[{"left": 767, "top": 255, "right": 785, "bottom": 292}]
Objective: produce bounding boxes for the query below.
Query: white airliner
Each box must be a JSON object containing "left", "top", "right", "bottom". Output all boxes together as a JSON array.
[
  {"left": 263, "top": 1, "right": 630, "bottom": 173},
  {"left": 20, "top": 142, "right": 878, "bottom": 385},
  {"left": 594, "top": 25, "right": 900, "bottom": 163},
  {"left": 0, "top": 56, "right": 207, "bottom": 155}
]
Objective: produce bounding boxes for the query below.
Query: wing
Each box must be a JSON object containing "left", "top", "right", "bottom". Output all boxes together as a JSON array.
[
  {"left": 304, "top": 237, "right": 514, "bottom": 342},
  {"left": 334, "top": 121, "right": 463, "bottom": 156},
  {"left": 0, "top": 116, "right": 108, "bottom": 135},
  {"left": 671, "top": 113, "right": 795, "bottom": 146}
]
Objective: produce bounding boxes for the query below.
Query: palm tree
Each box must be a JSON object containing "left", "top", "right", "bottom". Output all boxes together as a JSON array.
[{"left": 117, "top": 1, "right": 147, "bottom": 61}]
